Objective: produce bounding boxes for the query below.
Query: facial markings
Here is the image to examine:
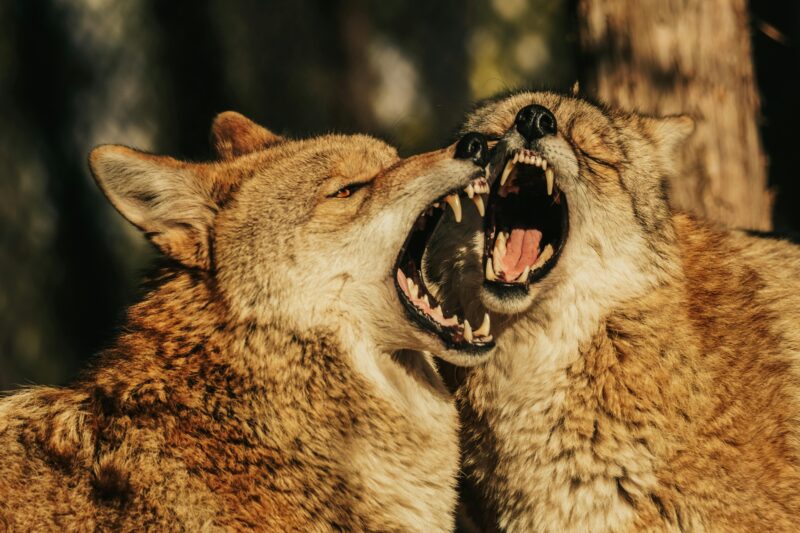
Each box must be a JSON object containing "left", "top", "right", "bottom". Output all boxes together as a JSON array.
[
  {"left": 464, "top": 94, "right": 628, "bottom": 294},
  {"left": 301, "top": 148, "right": 396, "bottom": 230},
  {"left": 329, "top": 182, "right": 370, "bottom": 199}
]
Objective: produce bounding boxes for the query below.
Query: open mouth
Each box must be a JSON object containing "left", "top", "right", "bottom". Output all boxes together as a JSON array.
[
  {"left": 395, "top": 176, "right": 494, "bottom": 351},
  {"left": 483, "top": 148, "right": 568, "bottom": 288}
]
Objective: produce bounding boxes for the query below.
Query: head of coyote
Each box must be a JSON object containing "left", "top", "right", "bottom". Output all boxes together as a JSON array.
[
  {"left": 89, "top": 113, "right": 493, "bottom": 366},
  {"left": 424, "top": 91, "right": 694, "bottom": 325}
]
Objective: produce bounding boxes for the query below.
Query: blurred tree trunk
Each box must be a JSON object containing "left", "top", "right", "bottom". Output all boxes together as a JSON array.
[{"left": 578, "top": 0, "right": 772, "bottom": 230}]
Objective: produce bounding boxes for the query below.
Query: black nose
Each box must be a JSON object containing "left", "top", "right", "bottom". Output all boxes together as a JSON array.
[
  {"left": 515, "top": 104, "right": 557, "bottom": 142},
  {"left": 455, "top": 132, "right": 489, "bottom": 167}
]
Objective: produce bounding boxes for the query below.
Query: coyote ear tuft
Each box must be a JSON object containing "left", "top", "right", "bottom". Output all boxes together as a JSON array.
[
  {"left": 647, "top": 114, "right": 696, "bottom": 155},
  {"left": 211, "top": 111, "right": 282, "bottom": 159},
  {"left": 89, "top": 145, "right": 217, "bottom": 269}
]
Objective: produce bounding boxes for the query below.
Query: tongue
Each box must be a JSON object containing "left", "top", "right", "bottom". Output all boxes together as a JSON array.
[{"left": 501, "top": 228, "right": 542, "bottom": 280}]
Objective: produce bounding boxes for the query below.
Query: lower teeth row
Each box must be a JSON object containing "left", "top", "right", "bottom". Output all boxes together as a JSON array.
[{"left": 398, "top": 269, "right": 492, "bottom": 342}]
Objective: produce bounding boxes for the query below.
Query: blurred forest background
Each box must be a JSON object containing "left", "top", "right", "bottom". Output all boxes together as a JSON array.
[{"left": 1, "top": 0, "right": 798, "bottom": 389}]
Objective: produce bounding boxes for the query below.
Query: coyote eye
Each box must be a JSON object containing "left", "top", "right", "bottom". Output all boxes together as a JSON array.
[
  {"left": 329, "top": 182, "right": 369, "bottom": 199},
  {"left": 334, "top": 188, "right": 353, "bottom": 198}
]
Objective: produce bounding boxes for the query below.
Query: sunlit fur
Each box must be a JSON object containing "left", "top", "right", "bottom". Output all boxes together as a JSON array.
[
  {"left": 0, "top": 113, "right": 488, "bottom": 531},
  {"left": 427, "top": 91, "right": 800, "bottom": 532}
]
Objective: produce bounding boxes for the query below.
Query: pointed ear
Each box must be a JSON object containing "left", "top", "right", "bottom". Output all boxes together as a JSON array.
[
  {"left": 644, "top": 114, "right": 696, "bottom": 155},
  {"left": 211, "top": 111, "right": 282, "bottom": 159},
  {"left": 89, "top": 145, "right": 220, "bottom": 269}
]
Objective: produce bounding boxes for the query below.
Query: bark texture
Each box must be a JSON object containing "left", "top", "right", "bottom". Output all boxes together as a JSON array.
[{"left": 578, "top": 0, "right": 771, "bottom": 230}]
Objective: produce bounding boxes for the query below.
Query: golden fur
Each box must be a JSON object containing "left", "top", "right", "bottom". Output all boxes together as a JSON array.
[
  {"left": 429, "top": 91, "right": 800, "bottom": 531},
  {"left": 0, "top": 113, "right": 487, "bottom": 531}
]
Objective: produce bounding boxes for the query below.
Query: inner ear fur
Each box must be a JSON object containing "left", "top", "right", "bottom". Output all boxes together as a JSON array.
[
  {"left": 211, "top": 111, "right": 282, "bottom": 160},
  {"left": 642, "top": 114, "right": 696, "bottom": 155},
  {"left": 89, "top": 145, "right": 233, "bottom": 270}
]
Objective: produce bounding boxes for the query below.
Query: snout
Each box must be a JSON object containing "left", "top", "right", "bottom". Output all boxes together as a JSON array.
[
  {"left": 390, "top": 132, "right": 496, "bottom": 354},
  {"left": 515, "top": 104, "right": 558, "bottom": 142},
  {"left": 455, "top": 132, "right": 489, "bottom": 168}
]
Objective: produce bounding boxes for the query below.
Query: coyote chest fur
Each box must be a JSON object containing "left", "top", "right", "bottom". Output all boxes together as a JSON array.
[
  {"left": 427, "top": 91, "right": 800, "bottom": 532},
  {"left": 0, "top": 275, "right": 453, "bottom": 531},
  {"left": 0, "top": 113, "right": 492, "bottom": 531}
]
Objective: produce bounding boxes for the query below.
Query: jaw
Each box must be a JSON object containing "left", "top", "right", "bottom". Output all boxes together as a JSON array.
[
  {"left": 393, "top": 174, "right": 497, "bottom": 359},
  {"left": 355, "top": 282, "right": 495, "bottom": 368},
  {"left": 471, "top": 141, "right": 573, "bottom": 316},
  {"left": 480, "top": 282, "right": 538, "bottom": 314},
  {"left": 420, "top": 148, "right": 569, "bottom": 322}
]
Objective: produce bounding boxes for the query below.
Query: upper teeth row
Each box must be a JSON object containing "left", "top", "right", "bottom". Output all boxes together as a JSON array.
[
  {"left": 500, "top": 149, "right": 555, "bottom": 196},
  {"left": 442, "top": 176, "right": 489, "bottom": 222}
]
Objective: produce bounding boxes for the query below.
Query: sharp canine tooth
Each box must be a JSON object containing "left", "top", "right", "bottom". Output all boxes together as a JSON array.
[
  {"left": 513, "top": 152, "right": 520, "bottom": 163},
  {"left": 465, "top": 184, "right": 475, "bottom": 199},
  {"left": 541, "top": 158, "right": 548, "bottom": 170},
  {"left": 463, "top": 320, "right": 473, "bottom": 342},
  {"left": 475, "top": 313, "right": 491, "bottom": 337},
  {"left": 431, "top": 305, "right": 444, "bottom": 320},
  {"left": 421, "top": 294, "right": 429, "bottom": 307},
  {"left": 473, "top": 194, "right": 485, "bottom": 217},
  {"left": 445, "top": 194, "right": 462, "bottom": 223},
  {"left": 545, "top": 167, "right": 554, "bottom": 196},
  {"left": 492, "top": 249, "right": 503, "bottom": 278},
  {"left": 500, "top": 159, "right": 515, "bottom": 187},
  {"left": 497, "top": 231, "right": 507, "bottom": 256},
  {"left": 533, "top": 243, "right": 555, "bottom": 269},
  {"left": 517, "top": 265, "right": 531, "bottom": 282},
  {"left": 485, "top": 259, "right": 497, "bottom": 281}
]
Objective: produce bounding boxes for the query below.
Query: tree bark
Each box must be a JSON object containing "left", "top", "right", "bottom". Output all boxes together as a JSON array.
[{"left": 578, "top": 0, "right": 772, "bottom": 230}]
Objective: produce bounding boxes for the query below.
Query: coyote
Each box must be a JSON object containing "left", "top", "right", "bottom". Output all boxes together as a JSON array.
[
  {"left": 0, "top": 112, "right": 495, "bottom": 531},
  {"left": 425, "top": 91, "right": 800, "bottom": 532}
]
